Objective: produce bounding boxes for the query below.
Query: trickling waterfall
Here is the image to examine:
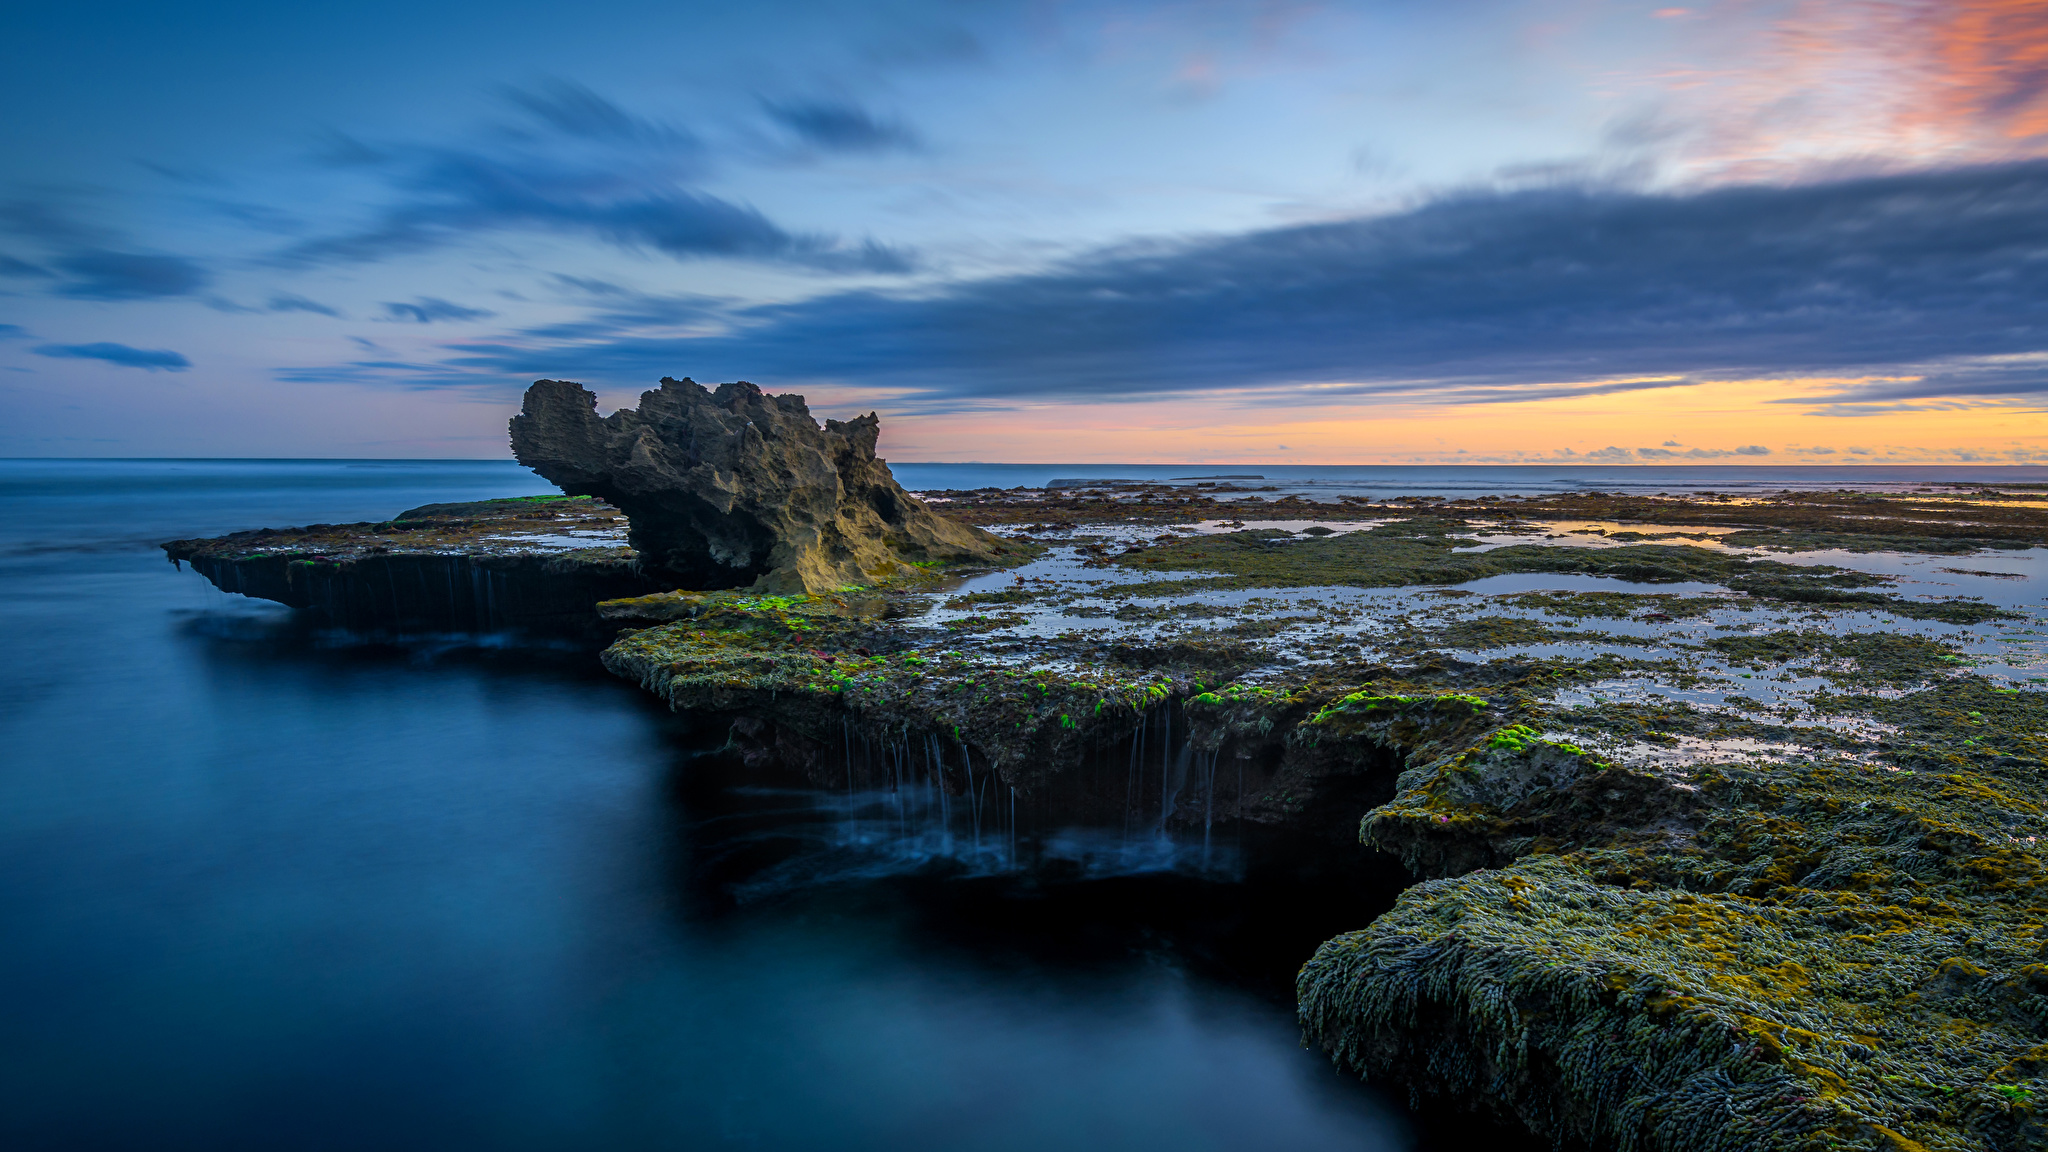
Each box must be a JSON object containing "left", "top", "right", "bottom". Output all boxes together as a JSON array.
[{"left": 732, "top": 699, "right": 1247, "bottom": 902}]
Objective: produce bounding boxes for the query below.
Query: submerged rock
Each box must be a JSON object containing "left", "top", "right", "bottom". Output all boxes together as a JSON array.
[{"left": 510, "top": 377, "right": 1015, "bottom": 593}]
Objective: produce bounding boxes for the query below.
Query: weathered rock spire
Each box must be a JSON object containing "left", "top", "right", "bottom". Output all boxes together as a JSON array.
[{"left": 509, "top": 377, "right": 1009, "bottom": 593}]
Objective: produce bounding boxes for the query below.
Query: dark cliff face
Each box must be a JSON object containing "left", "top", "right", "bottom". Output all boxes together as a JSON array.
[{"left": 509, "top": 377, "right": 1010, "bottom": 593}]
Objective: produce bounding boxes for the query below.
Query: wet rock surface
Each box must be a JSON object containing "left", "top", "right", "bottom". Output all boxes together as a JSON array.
[
  {"left": 509, "top": 378, "right": 1015, "bottom": 592},
  {"left": 161, "top": 494, "right": 665, "bottom": 639},
  {"left": 596, "top": 482, "right": 2048, "bottom": 1152}
]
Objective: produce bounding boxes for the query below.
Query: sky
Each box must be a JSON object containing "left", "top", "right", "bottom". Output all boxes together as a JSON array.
[{"left": 4, "top": 0, "right": 2048, "bottom": 463}]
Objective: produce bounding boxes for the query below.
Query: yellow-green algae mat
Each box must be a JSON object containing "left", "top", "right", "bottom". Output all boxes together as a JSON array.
[{"left": 1301, "top": 680, "right": 2048, "bottom": 1152}]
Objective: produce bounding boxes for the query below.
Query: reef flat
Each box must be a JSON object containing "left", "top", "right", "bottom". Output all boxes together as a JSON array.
[
  {"left": 598, "top": 480, "right": 2048, "bottom": 1152},
  {"left": 166, "top": 468, "right": 2048, "bottom": 1151},
  {"left": 163, "top": 494, "right": 667, "bottom": 638}
]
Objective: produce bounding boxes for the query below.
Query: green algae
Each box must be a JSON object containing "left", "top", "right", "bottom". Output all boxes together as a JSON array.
[
  {"left": 1100, "top": 522, "right": 2009, "bottom": 624},
  {"left": 599, "top": 597, "right": 1245, "bottom": 789},
  {"left": 393, "top": 494, "right": 598, "bottom": 521},
  {"left": 1704, "top": 632, "right": 1968, "bottom": 688},
  {"left": 1721, "top": 529, "right": 2037, "bottom": 555},
  {"left": 1299, "top": 678, "right": 2048, "bottom": 1150}
]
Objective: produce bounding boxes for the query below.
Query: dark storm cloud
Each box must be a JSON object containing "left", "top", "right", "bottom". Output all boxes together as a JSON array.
[
  {"left": 34, "top": 342, "right": 190, "bottom": 370},
  {"left": 427, "top": 160, "right": 2048, "bottom": 406},
  {"left": 383, "top": 297, "right": 496, "bottom": 323},
  {"left": 279, "top": 84, "right": 914, "bottom": 274},
  {"left": 762, "top": 98, "right": 922, "bottom": 153}
]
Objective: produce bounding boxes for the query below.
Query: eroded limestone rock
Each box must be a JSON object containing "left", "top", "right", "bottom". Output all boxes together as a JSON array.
[{"left": 509, "top": 377, "right": 1013, "bottom": 593}]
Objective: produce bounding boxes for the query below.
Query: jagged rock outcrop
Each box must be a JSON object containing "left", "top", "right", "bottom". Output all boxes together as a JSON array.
[{"left": 509, "top": 377, "right": 1013, "bottom": 593}]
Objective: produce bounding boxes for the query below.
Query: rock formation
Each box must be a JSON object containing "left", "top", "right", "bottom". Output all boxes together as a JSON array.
[{"left": 509, "top": 377, "right": 1011, "bottom": 593}]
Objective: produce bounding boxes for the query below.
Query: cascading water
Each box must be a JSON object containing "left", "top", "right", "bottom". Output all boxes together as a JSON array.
[{"left": 725, "top": 700, "right": 1247, "bottom": 901}]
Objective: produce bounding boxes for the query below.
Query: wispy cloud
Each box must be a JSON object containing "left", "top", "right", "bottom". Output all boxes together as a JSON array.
[
  {"left": 34, "top": 342, "right": 191, "bottom": 370},
  {"left": 267, "top": 293, "right": 341, "bottom": 317},
  {"left": 0, "top": 200, "right": 211, "bottom": 301},
  {"left": 762, "top": 98, "right": 922, "bottom": 153},
  {"left": 1767, "top": 355, "right": 2048, "bottom": 414},
  {"left": 1636, "top": 0, "right": 2048, "bottom": 178},
  {"left": 277, "top": 82, "right": 914, "bottom": 274},
  {"left": 52, "top": 251, "right": 209, "bottom": 300},
  {"left": 1636, "top": 444, "right": 1772, "bottom": 458},
  {"left": 0, "top": 254, "right": 52, "bottom": 278},
  {"left": 383, "top": 297, "right": 496, "bottom": 323}
]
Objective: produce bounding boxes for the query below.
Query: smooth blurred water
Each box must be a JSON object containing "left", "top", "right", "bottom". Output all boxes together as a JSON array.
[{"left": 0, "top": 460, "right": 1455, "bottom": 1152}]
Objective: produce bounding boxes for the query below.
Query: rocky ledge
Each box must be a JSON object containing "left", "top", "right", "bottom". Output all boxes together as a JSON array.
[{"left": 163, "top": 494, "right": 667, "bottom": 638}]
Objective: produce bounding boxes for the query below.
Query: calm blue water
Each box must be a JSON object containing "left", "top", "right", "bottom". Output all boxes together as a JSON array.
[{"left": 0, "top": 460, "right": 1458, "bottom": 1152}]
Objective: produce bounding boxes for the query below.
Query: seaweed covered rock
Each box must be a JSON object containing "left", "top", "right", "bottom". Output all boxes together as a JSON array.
[
  {"left": 1361, "top": 723, "right": 1703, "bottom": 875},
  {"left": 597, "top": 590, "right": 1272, "bottom": 824},
  {"left": 509, "top": 377, "right": 1013, "bottom": 593},
  {"left": 1304, "top": 679, "right": 2048, "bottom": 1152}
]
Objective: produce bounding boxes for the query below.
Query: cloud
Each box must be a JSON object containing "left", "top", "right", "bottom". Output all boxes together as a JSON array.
[
  {"left": 548, "top": 274, "right": 628, "bottom": 296},
  {"left": 0, "top": 323, "right": 27, "bottom": 339},
  {"left": 1890, "top": 0, "right": 2048, "bottom": 140},
  {"left": 33, "top": 342, "right": 190, "bottom": 370},
  {"left": 0, "top": 199, "right": 100, "bottom": 245},
  {"left": 382, "top": 297, "right": 496, "bottom": 323},
  {"left": 279, "top": 83, "right": 912, "bottom": 274},
  {"left": 762, "top": 98, "right": 922, "bottom": 153},
  {"left": 517, "top": 287, "right": 729, "bottom": 341},
  {"left": 1636, "top": 444, "right": 1773, "bottom": 459},
  {"left": 503, "top": 80, "right": 702, "bottom": 148},
  {"left": 267, "top": 293, "right": 341, "bottom": 316},
  {"left": 418, "top": 160, "right": 2048, "bottom": 412},
  {"left": 1662, "top": 440, "right": 1681, "bottom": 446},
  {"left": 1764, "top": 355, "right": 2048, "bottom": 415},
  {"left": 53, "top": 250, "right": 209, "bottom": 300},
  {"left": 1630, "top": 0, "right": 2048, "bottom": 179},
  {"left": 0, "top": 200, "right": 210, "bottom": 301}
]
